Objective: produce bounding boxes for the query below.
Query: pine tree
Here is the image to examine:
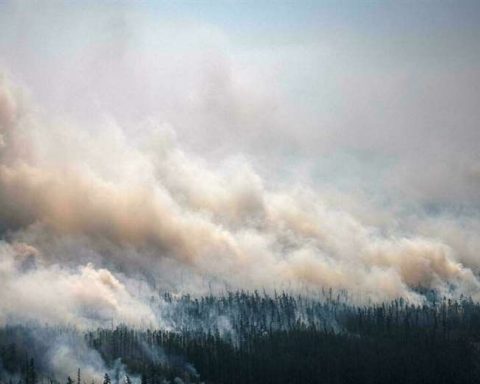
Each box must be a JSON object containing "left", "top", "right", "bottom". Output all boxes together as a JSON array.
[{"left": 25, "top": 358, "right": 36, "bottom": 384}]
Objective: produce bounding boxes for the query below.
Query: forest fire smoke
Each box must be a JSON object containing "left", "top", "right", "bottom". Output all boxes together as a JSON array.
[{"left": 0, "top": 74, "right": 479, "bottom": 331}]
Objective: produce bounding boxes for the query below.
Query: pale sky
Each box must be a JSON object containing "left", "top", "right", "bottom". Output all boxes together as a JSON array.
[{"left": 1, "top": 1, "right": 479, "bottom": 207}]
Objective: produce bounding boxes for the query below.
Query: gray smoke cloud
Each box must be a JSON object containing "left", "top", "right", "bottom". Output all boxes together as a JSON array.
[
  {"left": 0, "top": 70, "right": 480, "bottom": 327},
  {"left": 0, "top": 1, "right": 479, "bottom": 335}
]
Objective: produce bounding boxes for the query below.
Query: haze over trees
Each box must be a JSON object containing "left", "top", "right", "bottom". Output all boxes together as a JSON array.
[
  {"left": 1, "top": 1, "right": 480, "bottom": 383},
  {"left": 1, "top": 291, "right": 480, "bottom": 384}
]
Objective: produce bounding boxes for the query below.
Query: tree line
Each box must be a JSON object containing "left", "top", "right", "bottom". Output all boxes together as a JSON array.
[{"left": 1, "top": 290, "right": 480, "bottom": 384}]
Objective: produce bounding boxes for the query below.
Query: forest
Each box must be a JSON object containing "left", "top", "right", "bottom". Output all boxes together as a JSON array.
[{"left": 1, "top": 290, "right": 480, "bottom": 384}]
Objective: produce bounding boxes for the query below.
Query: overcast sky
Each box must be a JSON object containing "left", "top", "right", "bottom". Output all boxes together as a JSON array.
[{"left": 1, "top": 1, "right": 479, "bottom": 207}]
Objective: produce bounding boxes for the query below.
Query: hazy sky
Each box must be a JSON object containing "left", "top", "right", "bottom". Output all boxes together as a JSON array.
[{"left": 1, "top": 0, "right": 479, "bottom": 206}]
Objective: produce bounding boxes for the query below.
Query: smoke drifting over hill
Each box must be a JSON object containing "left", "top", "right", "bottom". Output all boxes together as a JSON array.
[
  {"left": 1, "top": 3, "right": 480, "bottom": 382},
  {"left": 0, "top": 1, "right": 479, "bottom": 331},
  {"left": 1, "top": 69, "right": 480, "bottom": 331}
]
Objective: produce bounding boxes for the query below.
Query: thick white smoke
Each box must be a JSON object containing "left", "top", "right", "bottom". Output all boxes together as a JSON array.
[
  {"left": 1, "top": 4, "right": 479, "bottom": 383},
  {"left": 0, "top": 241, "right": 157, "bottom": 328},
  {"left": 0, "top": 71, "right": 480, "bottom": 328}
]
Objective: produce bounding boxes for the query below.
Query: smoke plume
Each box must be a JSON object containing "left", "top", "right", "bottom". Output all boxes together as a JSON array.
[{"left": 0, "top": 72, "right": 480, "bottom": 329}]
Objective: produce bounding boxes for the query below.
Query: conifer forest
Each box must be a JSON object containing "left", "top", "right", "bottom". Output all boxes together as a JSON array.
[{"left": 2, "top": 291, "right": 480, "bottom": 384}]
